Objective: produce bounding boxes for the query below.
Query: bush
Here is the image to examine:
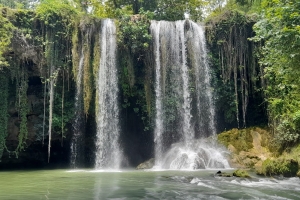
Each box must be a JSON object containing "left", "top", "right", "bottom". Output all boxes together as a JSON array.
[{"left": 261, "top": 158, "right": 298, "bottom": 177}]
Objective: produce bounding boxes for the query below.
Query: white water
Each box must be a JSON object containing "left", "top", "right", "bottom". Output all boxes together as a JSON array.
[
  {"left": 160, "top": 139, "right": 230, "bottom": 170},
  {"left": 95, "top": 19, "right": 122, "bottom": 169},
  {"left": 187, "top": 21, "right": 216, "bottom": 136},
  {"left": 175, "top": 20, "right": 194, "bottom": 143},
  {"left": 70, "top": 47, "right": 85, "bottom": 168},
  {"left": 151, "top": 21, "right": 164, "bottom": 166},
  {"left": 151, "top": 20, "right": 224, "bottom": 170}
]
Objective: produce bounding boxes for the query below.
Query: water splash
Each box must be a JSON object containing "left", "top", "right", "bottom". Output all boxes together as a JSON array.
[
  {"left": 161, "top": 139, "right": 230, "bottom": 170},
  {"left": 95, "top": 19, "right": 122, "bottom": 169}
]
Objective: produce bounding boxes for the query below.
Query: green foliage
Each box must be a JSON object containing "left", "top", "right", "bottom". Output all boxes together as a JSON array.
[
  {"left": 0, "top": 8, "right": 14, "bottom": 67},
  {"left": 0, "top": 0, "right": 35, "bottom": 9},
  {"left": 36, "top": 0, "right": 78, "bottom": 25},
  {"left": 206, "top": 9, "right": 262, "bottom": 128},
  {"left": 261, "top": 158, "right": 298, "bottom": 177},
  {"left": 106, "top": 0, "right": 157, "bottom": 14},
  {"left": 155, "top": 0, "right": 206, "bottom": 21},
  {"left": 117, "top": 9, "right": 153, "bottom": 131},
  {"left": 0, "top": 71, "right": 8, "bottom": 160},
  {"left": 35, "top": 0, "right": 79, "bottom": 161},
  {"left": 36, "top": 0, "right": 77, "bottom": 72},
  {"left": 52, "top": 81, "right": 74, "bottom": 135},
  {"left": 252, "top": 0, "right": 300, "bottom": 146},
  {"left": 117, "top": 9, "right": 152, "bottom": 57}
]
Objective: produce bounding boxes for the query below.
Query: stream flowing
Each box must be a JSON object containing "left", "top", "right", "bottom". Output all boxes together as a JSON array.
[{"left": 1, "top": 169, "right": 300, "bottom": 200}]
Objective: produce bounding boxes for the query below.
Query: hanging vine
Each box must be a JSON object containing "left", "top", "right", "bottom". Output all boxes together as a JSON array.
[
  {"left": 0, "top": 71, "right": 9, "bottom": 161},
  {"left": 117, "top": 11, "right": 153, "bottom": 130},
  {"left": 206, "top": 10, "right": 259, "bottom": 128},
  {"left": 15, "top": 63, "right": 29, "bottom": 154},
  {"left": 36, "top": 0, "right": 78, "bottom": 162}
]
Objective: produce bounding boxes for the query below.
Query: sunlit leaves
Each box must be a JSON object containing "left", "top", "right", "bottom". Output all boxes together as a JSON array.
[
  {"left": 0, "top": 10, "right": 14, "bottom": 68},
  {"left": 254, "top": 0, "right": 300, "bottom": 145}
]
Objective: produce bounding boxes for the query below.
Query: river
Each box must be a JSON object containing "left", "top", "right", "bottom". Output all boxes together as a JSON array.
[{"left": 0, "top": 169, "right": 300, "bottom": 199}]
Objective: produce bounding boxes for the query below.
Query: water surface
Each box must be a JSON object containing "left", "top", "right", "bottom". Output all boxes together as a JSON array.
[{"left": 1, "top": 169, "right": 300, "bottom": 199}]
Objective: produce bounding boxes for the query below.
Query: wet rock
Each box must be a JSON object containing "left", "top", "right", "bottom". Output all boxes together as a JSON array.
[
  {"left": 214, "top": 170, "right": 232, "bottom": 177},
  {"left": 194, "top": 158, "right": 205, "bottom": 169},
  {"left": 197, "top": 148, "right": 209, "bottom": 165},
  {"left": 136, "top": 158, "right": 155, "bottom": 170},
  {"left": 210, "top": 160, "right": 225, "bottom": 168},
  {"left": 233, "top": 169, "right": 250, "bottom": 178}
]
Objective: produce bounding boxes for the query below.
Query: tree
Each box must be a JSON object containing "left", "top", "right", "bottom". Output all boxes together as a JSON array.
[
  {"left": 0, "top": 0, "right": 38, "bottom": 9},
  {"left": 155, "top": 0, "right": 206, "bottom": 21},
  {"left": 253, "top": 0, "right": 300, "bottom": 146},
  {"left": 106, "top": 0, "right": 157, "bottom": 14}
]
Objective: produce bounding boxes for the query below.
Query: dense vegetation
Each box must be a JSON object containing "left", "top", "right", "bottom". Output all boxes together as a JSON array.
[{"left": 0, "top": 0, "right": 300, "bottom": 171}]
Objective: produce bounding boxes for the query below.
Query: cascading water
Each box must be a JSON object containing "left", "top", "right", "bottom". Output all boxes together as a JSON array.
[
  {"left": 151, "top": 20, "right": 229, "bottom": 169},
  {"left": 151, "top": 21, "right": 164, "bottom": 166},
  {"left": 70, "top": 47, "right": 85, "bottom": 168},
  {"left": 95, "top": 19, "right": 122, "bottom": 169},
  {"left": 187, "top": 21, "right": 216, "bottom": 136}
]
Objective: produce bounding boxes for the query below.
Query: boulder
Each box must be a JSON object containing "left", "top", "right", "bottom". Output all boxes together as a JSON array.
[{"left": 136, "top": 158, "right": 155, "bottom": 170}]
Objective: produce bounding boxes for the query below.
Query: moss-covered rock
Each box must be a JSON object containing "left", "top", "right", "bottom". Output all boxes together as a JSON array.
[
  {"left": 218, "top": 128, "right": 253, "bottom": 152},
  {"left": 215, "top": 171, "right": 233, "bottom": 177},
  {"left": 233, "top": 169, "right": 250, "bottom": 178},
  {"left": 218, "top": 127, "right": 273, "bottom": 169}
]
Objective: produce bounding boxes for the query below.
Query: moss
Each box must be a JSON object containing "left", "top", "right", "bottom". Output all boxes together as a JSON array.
[
  {"left": 260, "top": 158, "right": 298, "bottom": 177},
  {"left": 72, "top": 21, "right": 80, "bottom": 79},
  {"left": 233, "top": 169, "right": 250, "bottom": 178},
  {"left": 83, "top": 25, "right": 93, "bottom": 116},
  {"left": 218, "top": 128, "right": 253, "bottom": 152}
]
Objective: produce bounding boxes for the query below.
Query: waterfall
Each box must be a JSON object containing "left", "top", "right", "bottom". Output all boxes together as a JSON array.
[
  {"left": 70, "top": 48, "right": 85, "bottom": 168},
  {"left": 151, "top": 20, "right": 227, "bottom": 169},
  {"left": 95, "top": 19, "right": 122, "bottom": 169},
  {"left": 187, "top": 21, "right": 216, "bottom": 136},
  {"left": 151, "top": 20, "right": 194, "bottom": 166},
  {"left": 151, "top": 21, "right": 164, "bottom": 166}
]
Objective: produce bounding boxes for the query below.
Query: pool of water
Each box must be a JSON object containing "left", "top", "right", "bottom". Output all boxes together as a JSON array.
[{"left": 0, "top": 169, "right": 300, "bottom": 199}]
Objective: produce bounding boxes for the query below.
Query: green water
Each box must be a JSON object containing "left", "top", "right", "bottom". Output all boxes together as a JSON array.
[{"left": 0, "top": 169, "right": 300, "bottom": 199}]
